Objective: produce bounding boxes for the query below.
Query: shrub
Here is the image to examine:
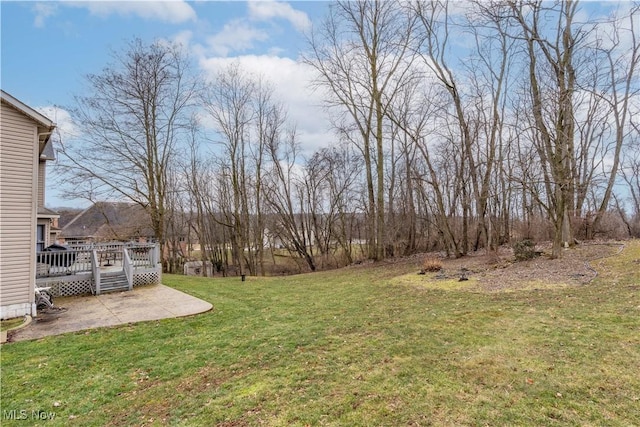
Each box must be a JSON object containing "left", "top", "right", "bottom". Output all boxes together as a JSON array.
[
  {"left": 422, "top": 256, "right": 443, "bottom": 272},
  {"left": 513, "top": 239, "right": 538, "bottom": 261},
  {"left": 485, "top": 251, "right": 502, "bottom": 266}
]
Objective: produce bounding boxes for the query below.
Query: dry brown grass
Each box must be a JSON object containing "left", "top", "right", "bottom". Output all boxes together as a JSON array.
[{"left": 422, "top": 256, "right": 443, "bottom": 272}]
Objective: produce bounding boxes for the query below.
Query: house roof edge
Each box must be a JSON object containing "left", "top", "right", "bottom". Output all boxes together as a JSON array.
[{"left": 1, "top": 89, "right": 56, "bottom": 130}]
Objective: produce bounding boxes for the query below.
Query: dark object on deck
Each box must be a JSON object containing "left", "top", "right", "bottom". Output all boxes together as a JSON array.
[
  {"left": 42, "top": 243, "right": 68, "bottom": 252},
  {"left": 37, "top": 244, "right": 76, "bottom": 267}
]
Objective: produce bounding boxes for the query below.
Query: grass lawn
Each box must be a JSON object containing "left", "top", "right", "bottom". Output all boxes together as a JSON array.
[
  {"left": 1, "top": 241, "right": 639, "bottom": 426},
  {"left": 0, "top": 318, "right": 25, "bottom": 332}
]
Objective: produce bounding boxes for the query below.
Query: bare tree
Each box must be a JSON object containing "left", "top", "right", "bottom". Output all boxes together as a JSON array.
[
  {"left": 505, "top": 0, "right": 582, "bottom": 257},
  {"left": 305, "top": 0, "right": 418, "bottom": 260},
  {"left": 164, "top": 165, "right": 190, "bottom": 272},
  {"left": 202, "top": 63, "right": 257, "bottom": 275},
  {"left": 302, "top": 144, "right": 363, "bottom": 266},
  {"left": 409, "top": 0, "right": 516, "bottom": 253},
  {"left": 59, "top": 38, "right": 199, "bottom": 267},
  {"left": 587, "top": 5, "right": 640, "bottom": 236},
  {"left": 263, "top": 128, "right": 317, "bottom": 271},
  {"left": 620, "top": 119, "right": 640, "bottom": 232},
  {"left": 183, "top": 125, "right": 222, "bottom": 276}
]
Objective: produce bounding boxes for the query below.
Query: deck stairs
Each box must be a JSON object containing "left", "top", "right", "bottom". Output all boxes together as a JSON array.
[{"left": 100, "top": 271, "right": 130, "bottom": 293}]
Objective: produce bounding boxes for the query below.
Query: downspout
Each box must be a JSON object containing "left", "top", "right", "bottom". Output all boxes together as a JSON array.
[{"left": 32, "top": 130, "right": 53, "bottom": 315}]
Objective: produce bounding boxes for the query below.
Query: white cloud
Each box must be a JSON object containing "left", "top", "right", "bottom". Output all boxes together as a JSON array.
[
  {"left": 193, "top": 2, "right": 310, "bottom": 58},
  {"left": 198, "top": 55, "right": 333, "bottom": 154},
  {"left": 36, "top": 106, "right": 79, "bottom": 143},
  {"left": 205, "top": 20, "right": 269, "bottom": 57},
  {"left": 32, "top": 2, "right": 58, "bottom": 28},
  {"left": 166, "top": 30, "right": 194, "bottom": 49},
  {"left": 73, "top": 0, "right": 197, "bottom": 24},
  {"left": 248, "top": 1, "right": 311, "bottom": 32},
  {"left": 32, "top": 0, "right": 197, "bottom": 26}
]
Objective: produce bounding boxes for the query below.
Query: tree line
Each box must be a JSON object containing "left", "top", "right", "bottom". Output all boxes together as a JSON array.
[{"left": 58, "top": 0, "right": 640, "bottom": 274}]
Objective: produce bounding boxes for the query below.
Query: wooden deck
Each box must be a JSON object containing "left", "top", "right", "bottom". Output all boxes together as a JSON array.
[{"left": 36, "top": 243, "right": 162, "bottom": 296}]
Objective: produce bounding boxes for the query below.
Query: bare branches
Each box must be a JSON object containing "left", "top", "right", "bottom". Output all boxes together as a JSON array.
[
  {"left": 57, "top": 3, "right": 640, "bottom": 273},
  {"left": 59, "top": 39, "right": 200, "bottom": 267},
  {"left": 304, "top": 0, "right": 419, "bottom": 260}
]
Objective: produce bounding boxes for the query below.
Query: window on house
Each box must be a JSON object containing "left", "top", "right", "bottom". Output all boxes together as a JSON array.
[{"left": 36, "top": 225, "right": 45, "bottom": 252}]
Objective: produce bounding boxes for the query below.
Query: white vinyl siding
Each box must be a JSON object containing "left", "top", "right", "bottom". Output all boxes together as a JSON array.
[{"left": 0, "top": 101, "right": 38, "bottom": 318}]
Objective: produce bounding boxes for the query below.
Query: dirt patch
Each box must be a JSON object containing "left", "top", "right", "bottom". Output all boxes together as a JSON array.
[
  {"left": 453, "top": 242, "right": 623, "bottom": 292},
  {"left": 393, "top": 241, "right": 625, "bottom": 293}
]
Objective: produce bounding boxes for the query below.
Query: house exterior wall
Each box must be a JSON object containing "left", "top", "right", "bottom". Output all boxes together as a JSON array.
[{"left": 0, "top": 101, "right": 39, "bottom": 319}]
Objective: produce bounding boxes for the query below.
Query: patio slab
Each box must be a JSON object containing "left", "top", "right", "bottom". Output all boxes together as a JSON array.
[{"left": 6, "top": 285, "right": 213, "bottom": 342}]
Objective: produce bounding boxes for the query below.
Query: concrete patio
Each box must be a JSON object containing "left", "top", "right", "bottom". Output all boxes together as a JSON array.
[{"left": 5, "top": 284, "right": 213, "bottom": 342}]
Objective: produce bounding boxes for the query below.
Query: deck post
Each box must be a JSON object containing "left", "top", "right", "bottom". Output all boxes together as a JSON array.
[
  {"left": 155, "top": 244, "right": 162, "bottom": 284},
  {"left": 123, "top": 248, "right": 134, "bottom": 291},
  {"left": 151, "top": 244, "right": 160, "bottom": 266},
  {"left": 91, "top": 250, "right": 101, "bottom": 295}
]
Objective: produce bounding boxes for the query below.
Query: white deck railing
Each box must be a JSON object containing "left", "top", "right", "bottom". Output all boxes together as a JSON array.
[
  {"left": 36, "top": 248, "right": 93, "bottom": 278},
  {"left": 36, "top": 243, "right": 157, "bottom": 276}
]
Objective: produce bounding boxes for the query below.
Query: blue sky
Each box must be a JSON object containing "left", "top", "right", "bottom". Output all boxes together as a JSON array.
[
  {"left": 1, "top": 1, "right": 331, "bottom": 208},
  {"left": 1, "top": 1, "right": 635, "bottom": 209},
  {"left": 1, "top": 1, "right": 327, "bottom": 105}
]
